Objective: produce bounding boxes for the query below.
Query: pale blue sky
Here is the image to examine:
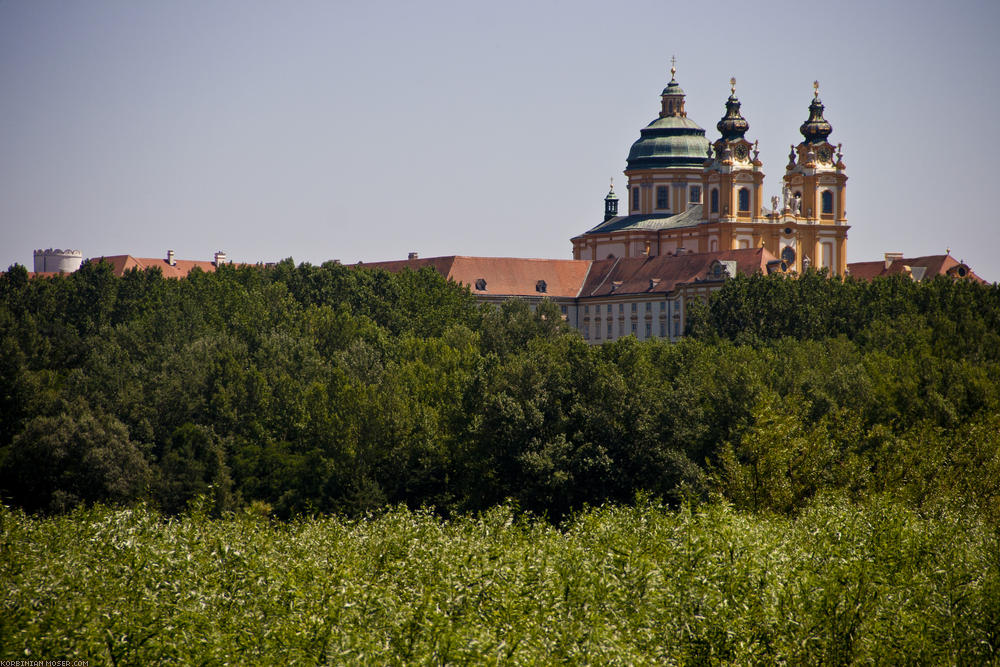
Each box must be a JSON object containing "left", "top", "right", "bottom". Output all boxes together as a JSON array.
[{"left": 2, "top": 0, "right": 998, "bottom": 280}]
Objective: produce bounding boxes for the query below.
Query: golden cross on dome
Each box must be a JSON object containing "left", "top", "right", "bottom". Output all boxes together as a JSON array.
[
  {"left": 730, "top": 77, "right": 736, "bottom": 94},
  {"left": 670, "top": 55, "right": 677, "bottom": 79}
]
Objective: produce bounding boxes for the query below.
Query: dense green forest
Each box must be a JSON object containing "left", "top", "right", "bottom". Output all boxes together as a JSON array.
[{"left": 1, "top": 260, "right": 999, "bottom": 520}]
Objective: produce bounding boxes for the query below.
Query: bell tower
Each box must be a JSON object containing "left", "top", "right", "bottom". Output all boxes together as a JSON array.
[
  {"left": 702, "top": 78, "right": 764, "bottom": 229},
  {"left": 781, "top": 82, "right": 849, "bottom": 275}
]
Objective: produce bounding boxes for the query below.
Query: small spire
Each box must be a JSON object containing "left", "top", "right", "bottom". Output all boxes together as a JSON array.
[
  {"left": 730, "top": 77, "right": 736, "bottom": 94},
  {"left": 670, "top": 55, "right": 677, "bottom": 81},
  {"left": 604, "top": 178, "right": 619, "bottom": 221},
  {"left": 813, "top": 80, "right": 820, "bottom": 99}
]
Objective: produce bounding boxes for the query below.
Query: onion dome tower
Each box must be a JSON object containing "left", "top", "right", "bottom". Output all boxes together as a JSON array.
[
  {"left": 781, "top": 81, "right": 849, "bottom": 275},
  {"left": 622, "top": 59, "right": 710, "bottom": 216},
  {"left": 702, "top": 78, "right": 764, "bottom": 223}
]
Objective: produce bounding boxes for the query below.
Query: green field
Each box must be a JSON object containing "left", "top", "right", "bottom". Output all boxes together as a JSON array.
[{"left": 3, "top": 496, "right": 997, "bottom": 665}]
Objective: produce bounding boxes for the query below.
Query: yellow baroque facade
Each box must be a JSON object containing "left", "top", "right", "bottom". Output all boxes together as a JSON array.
[{"left": 572, "top": 69, "right": 849, "bottom": 276}]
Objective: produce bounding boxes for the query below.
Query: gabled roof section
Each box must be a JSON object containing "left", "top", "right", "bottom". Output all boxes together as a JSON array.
[
  {"left": 579, "top": 204, "right": 703, "bottom": 236},
  {"left": 580, "top": 247, "right": 776, "bottom": 298},
  {"left": 358, "top": 256, "right": 594, "bottom": 298},
  {"left": 449, "top": 257, "right": 592, "bottom": 298},
  {"left": 89, "top": 255, "right": 223, "bottom": 278},
  {"left": 847, "top": 254, "right": 986, "bottom": 283}
]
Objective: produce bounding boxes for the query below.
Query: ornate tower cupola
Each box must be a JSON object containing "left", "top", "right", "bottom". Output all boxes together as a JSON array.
[
  {"left": 799, "top": 83, "right": 833, "bottom": 144},
  {"left": 716, "top": 80, "right": 749, "bottom": 141},
  {"left": 702, "top": 78, "right": 764, "bottom": 224},
  {"left": 781, "top": 81, "right": 850, "bottom": 276},
  {"left": 604, "top": 179, "right": 619, "bottom": 221}
]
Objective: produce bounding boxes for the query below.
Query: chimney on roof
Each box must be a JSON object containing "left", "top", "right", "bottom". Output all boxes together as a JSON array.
[
  {"left": 167, "top": 249, "right": 176, "bottom": 266},
  {"left": 408, "top": 252, "right": 419, "bottom": 260},
  {"left": 884, "top": 252, "right": 903, "bottom": 269},
  {"left": 214, "top": 251, "right": 227, "bottom": 266}
]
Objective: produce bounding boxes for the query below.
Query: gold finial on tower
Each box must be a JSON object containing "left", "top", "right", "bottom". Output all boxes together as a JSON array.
[
  {"left": 813, "top": 80, "right": 820, "bottom": 98},
  {"left": 670, "top": 55, "right": 677, "bottom": 80},
  {"left": 730, "top": 77, "right": 736, "bottom": 94}
]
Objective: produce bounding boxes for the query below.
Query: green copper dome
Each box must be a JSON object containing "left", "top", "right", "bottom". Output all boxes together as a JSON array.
[
  {"left": 626, "top": 115, "right": 710, "bottom": 171},
  {"left": 626, "top": 73, "right": 710, "bottom": 170}
]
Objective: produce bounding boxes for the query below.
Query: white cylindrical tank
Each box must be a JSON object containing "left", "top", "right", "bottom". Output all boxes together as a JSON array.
[{"left": 33, "top": 248, "right": 83, "bottom": 273}]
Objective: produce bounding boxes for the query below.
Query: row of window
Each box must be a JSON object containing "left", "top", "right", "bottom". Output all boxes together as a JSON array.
[
  {"left": 583, "top": 301, "right": 668, "bottom": 314},
  {"left": 706, "top": 188, "right": 836, "bottom": 215},
  {"left": 582, "top": 320, "right": 682, "bottom": 341},
  {"left": 630, "top": 185, "right": 703, "bottom": 212}
]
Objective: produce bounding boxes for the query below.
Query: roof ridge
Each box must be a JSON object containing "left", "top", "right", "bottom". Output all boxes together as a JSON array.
[{"left": 588, "top": 257, "right": 621, "bottom": 296}]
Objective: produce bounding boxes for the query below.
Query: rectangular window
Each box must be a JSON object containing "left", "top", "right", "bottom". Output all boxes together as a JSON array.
[
  {"left": 560, "top": 305, "right": 567, "bottom": 314},
  {"left": 660, "top": 322, "right": 666, "bottom": 337},
  {"left": 607, "top": 322, "right": 613, "bottom": 338},
  {"left": 631, "top": 303, "right": 637, "bottom": 312},
  {"left": 645, "top": 322, "right": 651, "bottom": 338},
  {"left": 822, "top": 242, "right": 833, "bottom": 269},
  {"left": 619, "top": 303, "right": 624, "bottom": 313},
  {"left": 674, "top": 322, "right": 680, "bottom": 337},
  {"left": 690, "top": 185, "right": 701, "bottom": 203},
  {"left": 584, "top": 305, "right": 589, "bottom": 314},
  {"left": 632, "top": 187, "right": 640, "bottom": 211},
  {"left": 656, "top": 186, "right": 669, "bottom": 209},
  {"left": 645, "top": 302, "right": 651, "bottom": 312},
  {"left": 584, "top": 327, "right": 590, "bottom": 340},
  {"left": 631, "top": 322, "right": 637, "bottom": 334},
  {"left": 606, "top": 304, "right": 612, "bottom": 314},
  {"left": 738, "top": 188, "right": 751, "bottom": 212}
]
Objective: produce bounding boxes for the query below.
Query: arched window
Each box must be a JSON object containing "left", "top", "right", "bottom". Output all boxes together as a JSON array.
[
  {"left": 656, "top": 186, "right": 669, "bottom": 209},
  {"left": 710, "top": 188, "right": 719, "bottom": 214},
  {"left": 821, "top": 190, "right": 834, "bottom": 214},
  {"left": 738, "top": 188, "right": 751, "bottom": 212}
]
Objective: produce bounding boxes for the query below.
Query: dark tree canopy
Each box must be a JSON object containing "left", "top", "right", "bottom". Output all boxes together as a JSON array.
[{"left": 1, "top": 261, "right": 998, "bottom": 520}]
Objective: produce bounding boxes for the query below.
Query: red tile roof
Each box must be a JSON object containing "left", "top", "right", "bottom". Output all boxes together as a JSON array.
[
  {"left": 359, "top": 256, "right": 594, "bottom": 298},
  {"left": 362, "top": 249, "right": 776, "bottom": 299},
  {"left": 580, "top": 247, "right": 777, "bottom": 298},
  {"left": 89, "top": 255, "right": 223, "bottom": 278},
  {"left": 847, "top": 254, "right": 986, "bottom": 283}
]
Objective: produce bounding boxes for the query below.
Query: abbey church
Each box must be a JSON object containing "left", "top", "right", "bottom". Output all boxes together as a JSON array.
[{"left": 572, "top": 64, "right": 848, "bottom": 276}]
